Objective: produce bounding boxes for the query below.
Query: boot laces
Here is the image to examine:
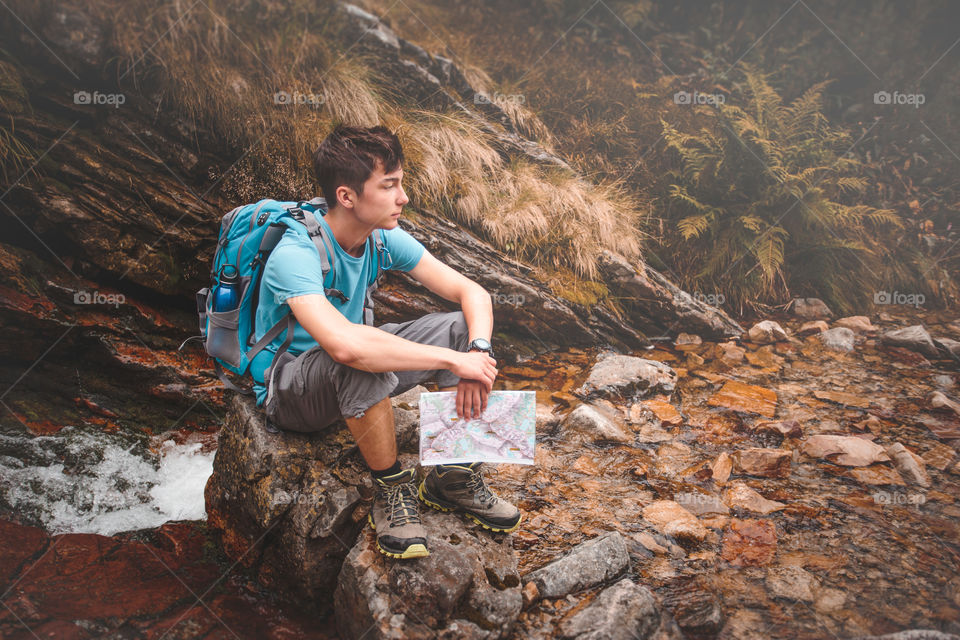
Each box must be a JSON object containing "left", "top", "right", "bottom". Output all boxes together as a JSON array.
[
  {"left": 384, "top": 481, "right": 421, "bottom": 527},
  {"left": 466, "top": 468, "right": 496, "bottom": 508}
]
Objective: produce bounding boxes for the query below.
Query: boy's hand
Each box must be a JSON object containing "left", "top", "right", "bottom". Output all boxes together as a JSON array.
[
  {"left": 456, "top": 378, "right": 490, "bottom": 420},
  {"left": 449, "top": 351, "right": 497, "bottom": 390}
]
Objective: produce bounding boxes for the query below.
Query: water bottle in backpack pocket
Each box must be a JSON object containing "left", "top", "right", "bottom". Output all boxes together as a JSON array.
[{"left": 205, "top": 264, "right": 251, "bottom": 368}]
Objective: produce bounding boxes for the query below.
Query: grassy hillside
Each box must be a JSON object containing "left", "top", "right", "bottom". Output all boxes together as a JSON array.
[
  {"left": 362, "top": 0, "right": 959, "bottom": 314},
  {"left": 3, "top": 0, "right": 956, "bottom": 315}
]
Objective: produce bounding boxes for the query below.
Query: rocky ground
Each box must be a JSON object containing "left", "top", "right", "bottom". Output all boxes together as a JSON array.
[
  {"left": 4, "top": 300, "right": 957, "bottom": 639},
  {"left": 497, "top": 304, "right": 960, "bottom": 639}
]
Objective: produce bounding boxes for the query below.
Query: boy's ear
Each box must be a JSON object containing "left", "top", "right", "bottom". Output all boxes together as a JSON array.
[{"left": 335, "top": 185, "right": 355, "bottom": 209}]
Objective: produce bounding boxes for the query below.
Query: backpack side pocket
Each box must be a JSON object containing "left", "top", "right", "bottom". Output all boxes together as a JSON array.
[{"left": 204, "top": 276, "right": 251, "bottom": 368}]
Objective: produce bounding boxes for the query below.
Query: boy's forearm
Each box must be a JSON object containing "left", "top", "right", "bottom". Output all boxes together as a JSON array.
[
  {"left": 337, "top": 323, "right": 457, "bottom": 372},
  {"left": 460, "top": 284, "right": 494, "bottom": 343},
  {"left": 336, "top": 281, "right": 493, "bottom": 371}
]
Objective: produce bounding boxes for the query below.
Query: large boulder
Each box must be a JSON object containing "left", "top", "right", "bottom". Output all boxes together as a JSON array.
[
  {"left": 787, "top": 298, "right": 834, "bottom": 319},
  {"left": 801, "top": 435, "right": 891, "bottom": 467},
  {"left": 747, "top": 320, "right": 788, "bottom": 344},
  {"left": 576, "top": 353, "right": 677, "bottom": 400},
  {"left": 560, "top": 403, "right": 634, "bottom": 444},
  {"left": 334, "top": 508, "right": 522, "bottom": 640},
  {"left": 523, "top": 532, "right": 630, "bottom": 600},
  {"left": 596, "top": 250, "right": 744, "bottom": 339},
  {"left": 881, "top": 325, "right": 939, "bottom": 357},
  {"left": 820, "top": 327, "right": 855, "bottom": 352},
  {"left": 556, "top": 578, "right": 684, "bottom": 640},
  {"left": 204, "top": 395, "right": 370, "bottom": 612}
]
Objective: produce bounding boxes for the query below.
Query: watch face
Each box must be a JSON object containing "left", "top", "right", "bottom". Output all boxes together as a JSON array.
[{"left": 471, "top": 338, "right": 491, "bottom": 351}]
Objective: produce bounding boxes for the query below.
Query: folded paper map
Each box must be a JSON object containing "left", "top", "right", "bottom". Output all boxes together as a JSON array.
[{"left": 419, "top": 390, "right": 536, "bottom": 465}]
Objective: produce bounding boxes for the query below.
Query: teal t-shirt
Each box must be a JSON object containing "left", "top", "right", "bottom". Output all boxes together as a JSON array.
[{"left": 251, "top": 216, "right": 426, "bottom": 405}]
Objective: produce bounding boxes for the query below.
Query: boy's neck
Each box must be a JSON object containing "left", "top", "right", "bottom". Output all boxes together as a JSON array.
[{"left": 324, "top": 206, "right": 373, "bottom": 258}]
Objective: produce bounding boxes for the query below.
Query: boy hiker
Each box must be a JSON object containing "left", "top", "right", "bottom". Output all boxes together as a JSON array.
[{"left": 250, "top": 125, "right": 522, "bottom": 559}]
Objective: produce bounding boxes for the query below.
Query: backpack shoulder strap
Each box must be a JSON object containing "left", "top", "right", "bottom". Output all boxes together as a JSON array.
[
  {"left": 362, "top": 229, "right": 389, "bottom": 326},
  {"left": 286, "top": 206, "right": 350, "bottom": 303}
]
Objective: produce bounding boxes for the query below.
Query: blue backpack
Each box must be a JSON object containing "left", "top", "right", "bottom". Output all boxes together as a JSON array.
[{"left": 186, "top": 197, "right": 389, "bottom": 393}]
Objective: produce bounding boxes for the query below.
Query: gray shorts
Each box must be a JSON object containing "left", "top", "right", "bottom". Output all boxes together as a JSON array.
[{"left": 263, "top": 311, "right": 469, "bottom": 433}]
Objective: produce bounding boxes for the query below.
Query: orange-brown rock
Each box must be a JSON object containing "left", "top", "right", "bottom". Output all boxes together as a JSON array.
[
  {"left": 707, "top": 381, "right": 778, "bottom": 418},
  {"left": 735, "top": 448, "right": 793, "bottom": 478},
  {"left": 798, "top": 320, "right": 829, "bottom": 336},
  {"left": 813, "top": 390, "right": 872, "bottom": 408},
  {"left": 753, "top": 420, "right": 803, "bottom": 440},
  {"left": 802, "top": 435, "right": 891, "bottom": 466},
  {"left": 0, "top": 519, "right": 48, "bottom": 582},
  {"left": 644, "top": 399, "right": 683, "bottom": 426},
  {"left": 721, "top": 519, "right": 778, "bottom": 567},
  {"left": 642, "top": 500, "right": 709, "bottom": 542},
  {"left": 835, "top": 316, "right": 877, "bottom": 333},
  {"left": 711, "top": 452, "right": 733, "bottom": 483},
  {"left": 0, "top": 521, "right": 225, "bottom": 628},
  {"left": 723, "top": 483, "right": 787, "bottom": 514},
  {"left": 846, "top": 465, "right": 906, "bottom": 486}
]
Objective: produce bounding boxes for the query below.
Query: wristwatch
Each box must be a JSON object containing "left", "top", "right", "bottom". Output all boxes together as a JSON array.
[{"left": 467, "top": 337, "right": 494, "bottom": 359}]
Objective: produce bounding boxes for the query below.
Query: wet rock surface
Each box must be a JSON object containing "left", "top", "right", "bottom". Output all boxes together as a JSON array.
[
  {"left": 334, "top": 508, "right": 522, "bottom": 640},
  {"left": 4, "top": 307, "right": 960, "bottom": 638},
  {"left": 575, "top": 353, "right": 677, "bottom": 400},
  {"left": 204, "top": 395, "right": 368, "bottom": 612},
  {"left": 555, "top": 578, "right": 684, "bottom": 640},
  {"left": 656, "top": 577, "right": 724, "bottom": 634},
  {"left": 0, "top": 519, "right": 338, "bottom": 638},
  {"left": 523, "top": 531, "right": 630, "bottom": 600},
  {"left": 493, "top": 309, "right": 960, "bottom": 639}
]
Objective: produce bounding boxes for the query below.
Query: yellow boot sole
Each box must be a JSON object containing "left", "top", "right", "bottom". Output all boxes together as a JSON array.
[
  {"left": 418, "top": 482, "right": 522, "bottom": 533},
  {"left": 367, "top": 513, "right": 430, "bottom": 559}
]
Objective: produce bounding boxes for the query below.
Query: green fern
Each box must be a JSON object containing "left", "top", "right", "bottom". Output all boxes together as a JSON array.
[{"left": 657, "top": 66, "right": 904, "bottom": 312}]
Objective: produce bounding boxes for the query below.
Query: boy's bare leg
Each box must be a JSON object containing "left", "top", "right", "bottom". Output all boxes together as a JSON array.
[
  {"left": 344, "top": 396, "right": 397, "bottom": 471},
  {"left": 348, "top": 395, "right": 428, "bottom": 559}
]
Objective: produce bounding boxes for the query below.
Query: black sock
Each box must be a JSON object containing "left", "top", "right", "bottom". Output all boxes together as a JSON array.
[{"left": 370, "top": 460, "right": 402, "bottom": 479}]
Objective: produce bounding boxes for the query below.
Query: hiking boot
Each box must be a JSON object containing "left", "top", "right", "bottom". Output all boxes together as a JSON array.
[
  {"left": 368, "top": 468, "right": 429, "bottom": 559},
  {"left": 418, "top": 462, "right": 522, "bottom": 533}
]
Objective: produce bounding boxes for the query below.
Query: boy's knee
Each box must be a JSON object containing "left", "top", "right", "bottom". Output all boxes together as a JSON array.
[{"left": 335, "top": 367, "right": 399, "bottom": 419}]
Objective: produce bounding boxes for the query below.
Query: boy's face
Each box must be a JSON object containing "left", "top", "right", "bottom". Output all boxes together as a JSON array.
[{"left": 346, "top": 160, "right": 409, "bottom": 231}]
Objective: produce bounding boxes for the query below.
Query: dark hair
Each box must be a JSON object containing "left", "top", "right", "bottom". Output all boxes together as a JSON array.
[{"left": 312, "top": 125, "right": 404, "bottom": 207}]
